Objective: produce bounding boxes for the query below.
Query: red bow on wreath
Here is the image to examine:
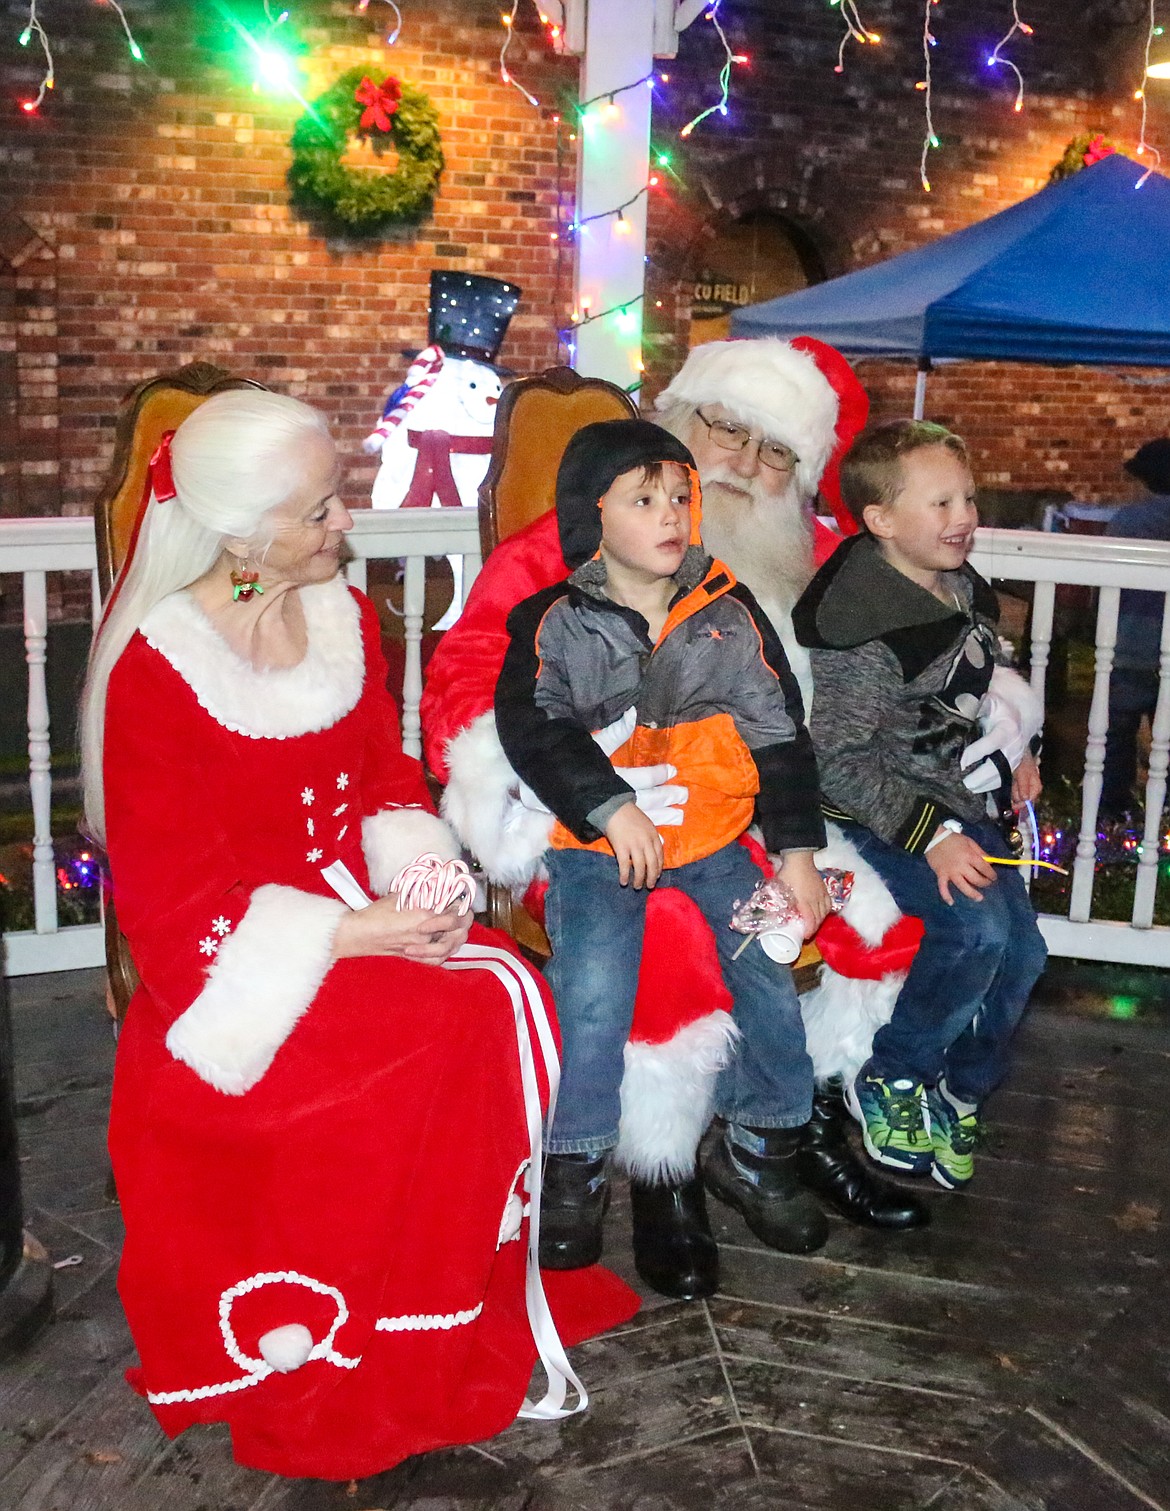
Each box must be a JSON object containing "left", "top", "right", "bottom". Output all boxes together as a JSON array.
[
  {"left": 355, "top": 75, "right": 402, "bottom": 133},
  {"left": 1083, "top": 134, "right": 1116, "bottom": 167}
]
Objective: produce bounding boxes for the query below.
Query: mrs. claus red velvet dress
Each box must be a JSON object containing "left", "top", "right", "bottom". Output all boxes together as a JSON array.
[{"left": 102, "top": 576, "right": 637, "bottom": 1481}]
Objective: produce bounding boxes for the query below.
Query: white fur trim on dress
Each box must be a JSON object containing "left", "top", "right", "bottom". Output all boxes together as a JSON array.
[
  {"left": 800, "top": 967, "right": 905, "bottom": 1087},
  {"left": 141, "top": 576, "right": 364, "bottom": 740},
  {"left": 361, "top": 807, "right": 461, "bottom": 896},
  {"left": 655, "top": 339, "right": 840, "bottom": 509},
  {"left": 614, "top": 1010, "right": 738, "bottom": 1183},
  {"left": 166, "top": 884, "right": 346, "bottom": 1095},
  {"left": 440, "top": 712, "right": 553, "bottom": 888}
]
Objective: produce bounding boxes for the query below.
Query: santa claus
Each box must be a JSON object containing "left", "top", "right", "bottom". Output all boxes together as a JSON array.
[{"left": 420, "top": 337, "right": 1039, "bottom": 1301}]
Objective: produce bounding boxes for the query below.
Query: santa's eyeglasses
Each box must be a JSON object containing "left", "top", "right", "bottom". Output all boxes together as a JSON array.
[{"left": 695, "top": 408, "right": 798, "bottom": 473}]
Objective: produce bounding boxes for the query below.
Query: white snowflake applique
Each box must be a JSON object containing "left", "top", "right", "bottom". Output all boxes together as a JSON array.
[
  {"left": 306, "top": 848, "right": 324, "bottom": 864},
  {"left": 307, "top": 818, "right": 315, "bottom": 837},
  {"left": 336, "top": 773, "right": 349, "bottom": 790},
  {"left": 211, "top": 916, "right": 232, "bottom": 937},
  {"left": 198, "top": 937, "right": 219, "bottom": 957},
  {"left": 332, "top": 803, "right": 348, "bottom": 817},
  {"left": 301, "top": 788, "right": 315, "bottom": 806},
  {"left": 337, "top": 825, "right": 348, "bottom": 843}
]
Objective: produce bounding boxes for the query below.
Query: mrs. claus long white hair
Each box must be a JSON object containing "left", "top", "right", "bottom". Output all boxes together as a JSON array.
[{"left": 80, "top": 389, "right": 332, "bottom": 841}]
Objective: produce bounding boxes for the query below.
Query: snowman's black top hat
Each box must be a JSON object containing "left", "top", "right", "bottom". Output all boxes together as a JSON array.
[{"left": 425, "top": 271, "right": 521, "bottom": 367}]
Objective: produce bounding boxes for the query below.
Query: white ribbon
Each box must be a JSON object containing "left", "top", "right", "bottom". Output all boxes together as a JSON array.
[
  {"left": 442, "top": 940, "right": 588, "bottom": 1420},
  {"left": 321, "top": 858, "right": 587, "bottom": 1421}
]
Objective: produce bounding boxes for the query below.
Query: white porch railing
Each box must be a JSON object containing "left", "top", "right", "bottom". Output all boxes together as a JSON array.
[
  {"left": 0, "top": 508, "right": 482, "bottom": 977},
  {"left": 1, "top": 517, "right": 1169, "bottom": 974},
  {"left": 969, "top": 527, "right": 1170, "bottom": 968}
]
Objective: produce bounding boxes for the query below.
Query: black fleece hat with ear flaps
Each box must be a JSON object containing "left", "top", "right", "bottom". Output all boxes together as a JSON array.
[{"left": 555, "top": 419, "right": 697, "bottom": 569}]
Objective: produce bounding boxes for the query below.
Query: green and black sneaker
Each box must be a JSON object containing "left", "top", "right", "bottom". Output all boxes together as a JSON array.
[
  {"left": 845, "top": 1071, "right": 932, "bottom": 1176},
  {"left": 925, "top": 1082, "right": 980, "bottom": 1190}
]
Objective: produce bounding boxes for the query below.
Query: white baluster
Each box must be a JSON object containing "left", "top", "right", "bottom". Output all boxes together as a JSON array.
[
  {"left": 460, "top": 548, "right": 481, "bottom": 604},
  {"left": 1133, "top": 592, "right": 1170, "bottom": 928},
  {"left": 91, "top": 568, "right": 103, "bottom": 629},
  {"left": 1069, "top": 586, "right": 1120, "bottom": 923},
  {"left": 23, "top": 571, "right": 57, "bottom": 936},
  {"left": 1029, "top": 580, "right": 1055, "bottom": 705},
  {"left": 400, "top": 554, "right": 425, "bottom": 760},
  {"left": 345, "top": 555, "right": 368, "bottom": 593}
]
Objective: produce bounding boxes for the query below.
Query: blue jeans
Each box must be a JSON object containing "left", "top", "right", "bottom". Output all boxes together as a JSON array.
[
  {"left": 543, "top": 842, "right": 814, "bottom": 1155},
  {"left": 839, "top": 819, "right": 1047, "bottom": 1105}
]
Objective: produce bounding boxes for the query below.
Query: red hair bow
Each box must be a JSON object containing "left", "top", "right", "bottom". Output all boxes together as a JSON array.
[
  {"left": 148, "top": 429, "right": 177, "bottom": 503},
  {"left": 355, "top": 75, "right": 402, "bottom": 133}
]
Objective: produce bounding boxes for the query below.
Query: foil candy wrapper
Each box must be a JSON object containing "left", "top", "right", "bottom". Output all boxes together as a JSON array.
[{"left": 729, "top": 868, "right": 854, "bottom": 963}]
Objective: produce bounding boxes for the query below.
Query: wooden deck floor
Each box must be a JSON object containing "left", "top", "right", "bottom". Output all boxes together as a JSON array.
[{"left": 2, "top": 961, "right": 1169, "bottom": 1511}]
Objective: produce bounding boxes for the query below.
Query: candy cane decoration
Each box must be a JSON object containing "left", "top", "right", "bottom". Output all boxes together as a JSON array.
[
  {"left": 391, "top": 852, "right": 477, "bottom": 915},
  {"left": 363, "top": 344, "right": 446, "bottom": 450}
]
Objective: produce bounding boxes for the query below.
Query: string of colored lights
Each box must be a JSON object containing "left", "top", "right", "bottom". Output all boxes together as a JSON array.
[
  {"left": 18, "top": 0, "right": 146, "bottom": 115},
  {"left": 105, "top": 0, "right": 145, "bottom": 62},
  {"left": 569, "top": 175, "right": 660, "bottom": 237},
  {"left": 918, "top": 0, "right": 940, "bottom": 192},
  {"left": 680, "top": 1, "right": 748, "bottom": 139},
  {"left": 567, "top": 292, "right": 644, "bottom": 330},
  {"left": 499, "top": 0, "right": 540, "bottom": 109},
  {"left": 16, "top": 0, "right": 52, "bottom": 115},
  {"left": 1135, "top": 0, "right": 1162, "bottom": 185},
  {"left": 558, "top": 291, "right": 647, "bottom": 374},
  {"left": 356, "top": 0, "right": 402, "bottom": 46},
  {"left": 830, "top": 0, "right": 880, "bottom": 75},
  {"left": 985, "top": 2, "right": 1032, "bottom": 113},
  {"left": 578, "top": 71, "right": 658, "bottom": 114}
]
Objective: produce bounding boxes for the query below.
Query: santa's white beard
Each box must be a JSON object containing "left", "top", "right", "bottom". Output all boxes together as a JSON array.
[
  {"left": 699, "top": 465, "right": 818, "bottom": 711},
  {"left": 699, "top": 466, "right": 816, "bottom": 613}
]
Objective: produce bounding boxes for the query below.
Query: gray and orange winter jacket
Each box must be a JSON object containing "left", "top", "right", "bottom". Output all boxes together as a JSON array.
[{"left": 494, "top": 420, "right": 826, "bottom": 869}]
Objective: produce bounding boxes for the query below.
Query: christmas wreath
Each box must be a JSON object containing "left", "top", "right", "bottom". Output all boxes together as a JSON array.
[
  {"left": 1048, "top": 132, "right": 1122, "bottom": 184},
  {"left": 288, "top": 67, "right": 444, "bottom": 232}
]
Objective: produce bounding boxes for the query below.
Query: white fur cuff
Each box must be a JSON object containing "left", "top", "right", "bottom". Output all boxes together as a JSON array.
[
  {"left": 362, "top": 807, "right": 461, "bottom": 897},
  {"left": 166, "top": 884, "right": 347, "bottom": 1095},
  {"left": 614, "top": 1011, "right": 738, "bottom": 1183},
  {"left": 440, "top": 712, "right": 553, "bottom": 888}
]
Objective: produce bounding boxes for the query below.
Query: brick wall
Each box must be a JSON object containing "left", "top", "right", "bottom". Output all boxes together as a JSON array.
[
  {"left": 1, "top": 0, "right": 1167, "bottom": 539},
  {"left": 0, "top": 0, "right": 575, "bottom": 522},
  {"left": 643, "top": 0, "right": 1170, "bottom": 503}
]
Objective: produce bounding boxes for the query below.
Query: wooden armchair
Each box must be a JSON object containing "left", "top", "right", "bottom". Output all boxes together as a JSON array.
[
  {"left": 476, "top": 366, "right": 636, "bottom": 957},
  {"left": 94, "top": 361, "right": 266, "bottom": 1022}
]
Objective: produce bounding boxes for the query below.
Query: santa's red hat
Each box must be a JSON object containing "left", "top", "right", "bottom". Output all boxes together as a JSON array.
[{"left": 654, "top": 336, "right": 868, "bottom": 535}]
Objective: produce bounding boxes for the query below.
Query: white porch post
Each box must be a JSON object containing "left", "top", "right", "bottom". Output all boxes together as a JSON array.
[
  {"left": 562, "top": 0, "right": 702, "bottom": 389},
  {"left": 571, "top": 0, "right": 655, "bottom": 390}
]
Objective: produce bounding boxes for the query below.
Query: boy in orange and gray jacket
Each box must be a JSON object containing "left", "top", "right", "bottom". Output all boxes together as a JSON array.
[{"left": 496, "top": 419, "right": 830, "bottom": 1294}]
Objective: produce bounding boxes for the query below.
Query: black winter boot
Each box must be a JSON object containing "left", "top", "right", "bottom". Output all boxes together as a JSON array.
[
  {"left": 703, "top": 1123, "right": 829, "bottom": 1254},
  {"left": 796, "top": 1086, "right": 930, "bottom": 1230},
  {"left": 538, "top": 1152, "right": 610, "bottom": 1270},
  {"left": 630, "top": 1173, "right": 719, "bottom": 1301}
]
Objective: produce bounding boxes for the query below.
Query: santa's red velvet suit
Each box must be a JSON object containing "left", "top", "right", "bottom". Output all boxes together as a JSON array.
[{"left": 103, "top": 577, "right": 637, "bottom": 1481}]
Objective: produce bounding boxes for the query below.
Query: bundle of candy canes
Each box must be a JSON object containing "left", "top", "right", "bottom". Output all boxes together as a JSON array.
[
  {"left": 730, "top": 868, "right": 854, "bottom": 963},
  {"left": 390, "top": 852, "right": 477, "bottom": 915}
]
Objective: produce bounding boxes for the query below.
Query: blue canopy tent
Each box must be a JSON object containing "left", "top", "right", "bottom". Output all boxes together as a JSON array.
[{"left": 730, "top": 154, "right": 1170, "bottom": 413}]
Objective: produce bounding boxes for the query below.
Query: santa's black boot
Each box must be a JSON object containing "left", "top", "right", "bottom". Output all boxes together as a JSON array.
[
  {"left": 538, "top": 1152, "right": 610, "bottom": 1269},
  {"left": 796, "top": 1084, "right": 930, "bottom": 1231},
  {"left": 630, "top": 1172, "right": 719, "bottom": 1301},
  {"left": 703, "top": 1123, "right": 829, "bottom": 1254}
]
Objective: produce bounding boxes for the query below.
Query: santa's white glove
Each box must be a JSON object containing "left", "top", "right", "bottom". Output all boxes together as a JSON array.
[
  {"left": 361, "top": 429, "right": 387, "bottom": 456},
  {"left": 515, "top": 708, "right": 689, "bottom": 828},
  {"left": 961, "top": 666, "right": 1045, "bottom": 793}
]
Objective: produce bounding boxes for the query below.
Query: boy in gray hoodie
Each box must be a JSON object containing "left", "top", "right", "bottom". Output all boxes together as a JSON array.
[{"left": 794, "top": 420, "right": 1046, "bottom": 1190}]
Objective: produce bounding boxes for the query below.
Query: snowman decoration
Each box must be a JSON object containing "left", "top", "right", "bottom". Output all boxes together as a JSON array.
[{"left": 365, "top": 273, "right": 521, "bottom": 632}]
